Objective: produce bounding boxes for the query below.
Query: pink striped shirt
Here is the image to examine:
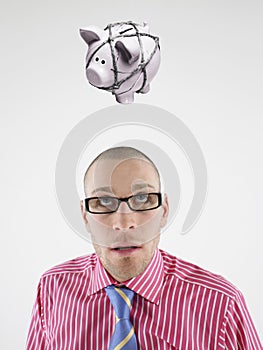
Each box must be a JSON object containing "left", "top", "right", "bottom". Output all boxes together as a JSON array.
[{"left": 26, "top": 249, "right": 262, "bottom": 349}]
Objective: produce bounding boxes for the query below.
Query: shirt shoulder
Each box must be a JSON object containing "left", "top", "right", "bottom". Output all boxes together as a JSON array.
[
  {"left": 41, "top": 253, "right": 97, "bottom": 278},
  {"left": 160, "top": 249, "right": 240, "bottom": 299}
]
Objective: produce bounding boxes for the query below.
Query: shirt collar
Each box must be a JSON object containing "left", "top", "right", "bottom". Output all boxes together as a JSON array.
[{"left": 90, "top": 249, "right": 164, "bottom": 305}]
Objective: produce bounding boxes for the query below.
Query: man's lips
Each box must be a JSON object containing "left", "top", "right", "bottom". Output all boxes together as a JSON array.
[{"left": 110, "top": 245, "right": 142, "bottom": 251}]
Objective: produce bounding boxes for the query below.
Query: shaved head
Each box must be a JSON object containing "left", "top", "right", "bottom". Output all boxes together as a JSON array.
[{"left": 83, "top": 146, "right": 161, "bottom": 197}]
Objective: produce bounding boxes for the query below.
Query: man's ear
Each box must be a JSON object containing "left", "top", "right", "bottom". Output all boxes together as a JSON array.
[{"left": 160, "top": 194, "right": 169, "bottom": 228}]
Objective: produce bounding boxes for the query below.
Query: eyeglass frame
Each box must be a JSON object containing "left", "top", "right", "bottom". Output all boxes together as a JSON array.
[{"left": 84, "top": 192, "right": 162, "bottom": 214}]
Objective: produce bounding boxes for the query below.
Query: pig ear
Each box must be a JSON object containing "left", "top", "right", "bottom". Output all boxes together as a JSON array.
[
  {"left": 79, "top": 26, "right": 104, "bottom": 45},
  {"left": 115, "top": 38, "right": 140, "bottom": 64}
]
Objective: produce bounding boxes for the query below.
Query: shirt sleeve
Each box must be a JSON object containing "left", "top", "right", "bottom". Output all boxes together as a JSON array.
[
  {"left": 26, "top": 280, "right": 47, "bottom": 350},
  {"left": 224, "top": 290, "right": 263, "bottom": 349}
]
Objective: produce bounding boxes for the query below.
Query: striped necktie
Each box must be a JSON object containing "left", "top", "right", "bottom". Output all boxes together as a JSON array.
[{"left": 105, "top": 285, "right": 138, "bottom": 350}]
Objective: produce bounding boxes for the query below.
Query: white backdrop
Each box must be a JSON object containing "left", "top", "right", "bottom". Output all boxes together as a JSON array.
[{"left": 0, "top": 0, "right": 262, "bottom": 348}]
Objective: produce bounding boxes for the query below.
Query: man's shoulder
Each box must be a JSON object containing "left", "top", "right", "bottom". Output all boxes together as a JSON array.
[
  {"left": 41, "top": 253, "right": 97, "bottom": 279},
  {"left": 160, "top": 249, "right": 240, "bottom": 299}
]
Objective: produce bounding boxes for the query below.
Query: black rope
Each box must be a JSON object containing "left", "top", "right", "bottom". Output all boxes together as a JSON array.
[
  {"left": 129, "top": 21, "right": 147, "bottom": 93},
  {"left": 106, "top": 24, "right": 119, "bottom": 90}
]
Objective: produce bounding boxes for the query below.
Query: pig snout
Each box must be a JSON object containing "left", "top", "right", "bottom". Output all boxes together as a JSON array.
[
  {"left": 86, "top": 66, "right": 114, "bottom": 88},
  {"left": 86, "top": 56, "right": 114, "bottom": 88},
  {"left": 86, "top": 68, "right": 103, "bottom": 87}
]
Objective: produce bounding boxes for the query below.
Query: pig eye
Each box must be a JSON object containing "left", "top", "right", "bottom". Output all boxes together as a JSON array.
[
  {"left": 101, "top": 60, "right": 106, "bottom": 64},
  {"left": 95, "top": 57, "right": 99, "bottom": 62}
]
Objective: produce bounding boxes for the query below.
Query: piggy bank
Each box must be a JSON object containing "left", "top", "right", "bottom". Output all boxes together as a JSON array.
[{"left": 79, "top": 21, "right": 160, "bottom": 104}]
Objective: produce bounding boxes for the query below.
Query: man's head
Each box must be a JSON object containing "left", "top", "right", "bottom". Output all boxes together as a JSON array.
[{"left": 80, "top": 146, "right": 169, "bottom": 282}]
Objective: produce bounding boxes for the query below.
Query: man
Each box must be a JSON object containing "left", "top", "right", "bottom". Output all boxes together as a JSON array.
[{"left": 26, "top": 146, "right": 262, "bottom": 349}]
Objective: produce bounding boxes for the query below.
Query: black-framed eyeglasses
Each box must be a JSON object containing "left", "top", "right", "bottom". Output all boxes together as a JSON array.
[{"left": 84, "top": 192, "right": 162, "bottom": 214}]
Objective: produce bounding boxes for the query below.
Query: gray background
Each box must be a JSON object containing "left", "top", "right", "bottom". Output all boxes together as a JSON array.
[{"left": 1, "top": 0, "right": 262, "bottom": 348}]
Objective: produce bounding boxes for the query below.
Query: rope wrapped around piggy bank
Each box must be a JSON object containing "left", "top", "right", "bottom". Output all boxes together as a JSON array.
[{"left": 80, "top": 21, "right": 160, "bottom": 104}]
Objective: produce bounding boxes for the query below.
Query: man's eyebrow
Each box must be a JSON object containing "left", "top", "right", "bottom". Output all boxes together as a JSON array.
[
  {"left": 90, "top": 183, "right": 155, "bottom": 195},
  {"left": 91, "top": 186, "right": 112, "bottom": 195},
  {"left": 132, "top": 183, "right": 155, "bottom": 190}
]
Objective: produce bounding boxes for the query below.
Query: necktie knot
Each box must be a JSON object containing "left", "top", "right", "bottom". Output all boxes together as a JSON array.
[{"left": 105, "top": 285, "right": 135, "bottom": 320}]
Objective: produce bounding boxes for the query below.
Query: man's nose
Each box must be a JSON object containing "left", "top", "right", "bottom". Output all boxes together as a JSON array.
[{"left": 112, "top": 202, "right": 136, "bottom": 231}]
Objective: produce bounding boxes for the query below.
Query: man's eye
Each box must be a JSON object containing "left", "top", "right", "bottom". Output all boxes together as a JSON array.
[
  {"left": 134, "top": 194, "right": 148, "bottom": 203},
  {"left": 99, "top": 197, "right": 114, "bottom": 206}
]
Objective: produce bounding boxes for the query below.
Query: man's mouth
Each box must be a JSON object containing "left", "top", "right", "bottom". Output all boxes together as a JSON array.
[
  {"left": 112, "top": 246, "right": 139, "bottom": 251},
  {"left": 111, "top": 245, "right": 141, "bottom": 251}
]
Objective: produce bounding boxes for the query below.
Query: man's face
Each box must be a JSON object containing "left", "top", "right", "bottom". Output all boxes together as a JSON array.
[{"left": 80, "top": 157, "right": 169, "bottom": 282}]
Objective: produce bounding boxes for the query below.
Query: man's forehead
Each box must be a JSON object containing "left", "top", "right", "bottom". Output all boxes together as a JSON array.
[
  {"left": 84, "top": 157, "right": 159, "bottom": 195},
  {"left": 88, "top": 157, "right": 155, "bottom": 175}
]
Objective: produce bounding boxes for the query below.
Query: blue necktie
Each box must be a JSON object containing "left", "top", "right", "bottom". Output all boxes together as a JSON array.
[{"left": 105, "top": 285, "right": 138, "bottom": 350}]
